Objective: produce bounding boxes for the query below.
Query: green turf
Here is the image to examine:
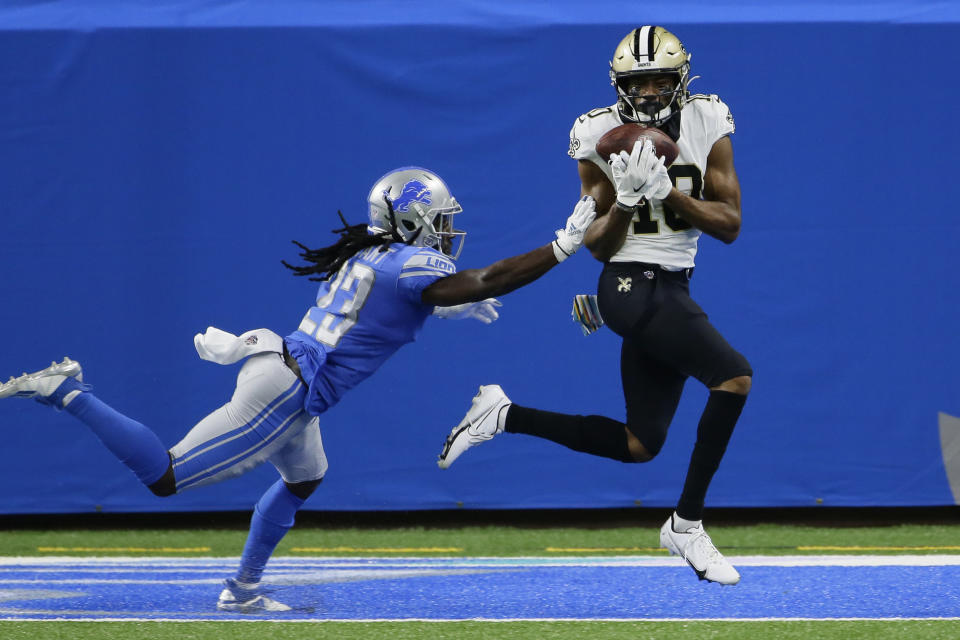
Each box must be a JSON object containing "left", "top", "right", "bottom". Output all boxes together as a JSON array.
[
  {"left": 2, "top": 522, "right": 958, "bottom": 638},
  {"left": 0, "top": 621, "right": 957, "bottom": 640},
  {"left": 2, "top": 522, "right": 960, "bottom": 556}
]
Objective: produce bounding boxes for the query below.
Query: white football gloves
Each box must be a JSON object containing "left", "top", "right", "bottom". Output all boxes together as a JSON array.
[
  {"left": 552, "top": 195, "right": 597, "bottom": 262},
  {"left": 609, "top": 139, "right": 673, "bottom": 208},
  {"left": 433, "top": 298, "right": 502, "bottom": 324}
]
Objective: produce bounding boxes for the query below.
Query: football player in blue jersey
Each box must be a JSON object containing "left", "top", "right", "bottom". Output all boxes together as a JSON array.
[{"left": 0, "top": 166, "right": 596, "bottom": 613}]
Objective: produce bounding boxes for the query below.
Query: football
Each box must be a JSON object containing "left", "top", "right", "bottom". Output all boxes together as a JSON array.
[{"left": 595, "top": 123, "right": 679, "bottom": 166}]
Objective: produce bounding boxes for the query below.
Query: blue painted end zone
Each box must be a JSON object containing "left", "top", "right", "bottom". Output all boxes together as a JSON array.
[{"left": 0, "top": 558, "right": 957, "bottom": 620}]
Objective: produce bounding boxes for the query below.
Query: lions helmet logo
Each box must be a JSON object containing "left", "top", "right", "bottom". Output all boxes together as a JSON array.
[{"left": 387, "top": 180, "right": 433, "bottom": 212}]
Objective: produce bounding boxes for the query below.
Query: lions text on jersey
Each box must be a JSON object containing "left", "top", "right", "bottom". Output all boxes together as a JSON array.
[
  {"left": 285, "top": 242, "right": 455, "bottom": 416},
  {"left": 568, "top": 95, "right": 735, "bottom": 269}
]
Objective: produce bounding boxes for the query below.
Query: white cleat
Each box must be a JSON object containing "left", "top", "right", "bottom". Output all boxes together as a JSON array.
[
  {"left": 0, "top": 358, "right": 84, "bottom": 406},
  {"left": 438, "top": 384, "right": 511, "bottom": 469},
  {"left": 660, "top": 515, "right": 741, "bottom": 585},
  {"left": 217, "top": 578, "right": 292, "bottom": 613}
]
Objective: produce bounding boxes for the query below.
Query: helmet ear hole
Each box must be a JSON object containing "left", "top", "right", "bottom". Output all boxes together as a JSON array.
[{"left": 401, "top": 220, "right": 417, "bottom": 232}]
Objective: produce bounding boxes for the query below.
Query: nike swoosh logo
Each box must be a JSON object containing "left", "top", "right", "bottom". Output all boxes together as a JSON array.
[
  {"left": 633, "top": 187, "right": 643, "bottom": 192},
  {"left": 467, "top": 406, "right": 497, "bottom": 436}
]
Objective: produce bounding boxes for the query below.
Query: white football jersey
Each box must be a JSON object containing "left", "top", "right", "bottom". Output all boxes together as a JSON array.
[{"left": 568, "top": 95, "right": 735, "bottom": 268}]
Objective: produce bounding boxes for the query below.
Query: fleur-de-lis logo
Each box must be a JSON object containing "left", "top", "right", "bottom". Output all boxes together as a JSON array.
[{"left": 617, "top": 277, "right": 632, "bottom": 293}]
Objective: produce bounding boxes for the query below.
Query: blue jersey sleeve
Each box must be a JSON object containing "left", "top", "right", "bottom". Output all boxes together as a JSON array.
[{"left": 396, "top": 248, "right": 456, "bottom": 303}]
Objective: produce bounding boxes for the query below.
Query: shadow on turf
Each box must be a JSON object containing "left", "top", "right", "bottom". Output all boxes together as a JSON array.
[{"left": 1, "top": 506, "right": 958, "bottom": 531}]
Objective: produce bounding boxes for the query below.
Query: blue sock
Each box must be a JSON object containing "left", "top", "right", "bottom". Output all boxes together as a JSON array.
[
  {"left": 64, "top": 392, "right": 171, "bottom": 487},
  {"left": 37, "top": 376, "right": 90, "bottom": 409},
  {"left": 236, "top": 480, "right": 306, "bottom": 585}
]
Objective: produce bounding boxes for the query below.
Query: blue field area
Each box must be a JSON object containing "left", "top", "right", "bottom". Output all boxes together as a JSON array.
[{"left": 1, "top": 556, "right": 959, "bottom": 621}]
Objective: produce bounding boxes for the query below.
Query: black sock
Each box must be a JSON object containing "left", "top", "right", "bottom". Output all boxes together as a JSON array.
[
  {"left": 505, "top": 404, "right": 633, "bottom": 463},
  {"left": 676, "top": 390, "right": 747, "bottom": 521}
]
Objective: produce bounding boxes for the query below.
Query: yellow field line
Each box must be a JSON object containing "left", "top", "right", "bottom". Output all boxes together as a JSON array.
[
  {"left": 545, "top": 547, "right": 668, "bottom": 553},
  {"left": 547, "top": 545, "right": 960, "bottom": 553},
  {"left": 37, "top": 546, "right": 212, "bottom": 553},
  {"left": 798, "top": 545, "right": 960, "bottom": 552},
  {"left": 291, "top": 546, "right": 463, "bottom": 553},
  {"left": 36, "top": 544, "right": 960, "bottom": 555}
]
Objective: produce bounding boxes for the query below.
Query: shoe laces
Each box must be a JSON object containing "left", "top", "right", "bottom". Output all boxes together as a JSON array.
[{"left": 686, "top": 528, "right": 724, "bottom": 566}]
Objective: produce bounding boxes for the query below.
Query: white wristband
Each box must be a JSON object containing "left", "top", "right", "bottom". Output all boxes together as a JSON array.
[{"left": 552, "top": 239, "right": 571, "bottom": 263}]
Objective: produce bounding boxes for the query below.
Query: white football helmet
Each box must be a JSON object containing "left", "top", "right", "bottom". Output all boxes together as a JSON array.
[
  {"left": 609, "top": 26, "right": 694, "bottom": 127},
  {"left": 367, "top": 166, "right": 465, "bottom": 260}
]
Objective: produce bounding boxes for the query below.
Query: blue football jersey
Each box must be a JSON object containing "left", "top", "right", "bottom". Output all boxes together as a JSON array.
[{"left": 285, "top": 243, "right": 455, "bottom": 416}]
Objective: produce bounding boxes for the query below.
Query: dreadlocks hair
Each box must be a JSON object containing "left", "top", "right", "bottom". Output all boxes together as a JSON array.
[{"left": 282, "top": 198, "right": 423, "bottom": 282}]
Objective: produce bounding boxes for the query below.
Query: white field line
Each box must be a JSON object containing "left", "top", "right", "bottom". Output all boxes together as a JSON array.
[
  {"left": 2, "top": 555, "right": 960, "bottom": 567},
  {"left": 1, "top": 616, "right": 959, "bottom": 623}
]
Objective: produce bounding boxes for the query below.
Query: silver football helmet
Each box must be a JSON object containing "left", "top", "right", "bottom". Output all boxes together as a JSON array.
[
  {"left": 609, "top": 26, "right": 695, "bottom": 127},
  {"left": 367, "top": 166, "right": 465, "bottom": 260}
]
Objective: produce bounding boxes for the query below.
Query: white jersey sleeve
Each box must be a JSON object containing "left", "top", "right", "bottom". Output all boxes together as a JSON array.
[
  {"left": 568, "top": 105, "right": 622, "bottom": 184},
  {"left": 683, "top": 93, "right": 735, "bottom": 146}
]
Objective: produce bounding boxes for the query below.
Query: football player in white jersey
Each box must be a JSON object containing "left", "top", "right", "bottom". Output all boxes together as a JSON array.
[
  {"left": 438, "top": 26, "right": 752, "bottom": 585},
  {"left": 0, "top": 167, "right": 596, "bottom": 612}
]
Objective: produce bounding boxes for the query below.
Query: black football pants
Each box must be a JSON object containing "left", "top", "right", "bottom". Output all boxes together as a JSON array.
[{"left": 597, "top": 261, "right": 752, "bottom": 455}]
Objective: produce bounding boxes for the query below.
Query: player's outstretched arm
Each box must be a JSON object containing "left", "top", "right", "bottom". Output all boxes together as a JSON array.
[{"left": 421, "top": 196, "right": 596, "bottom": 307}]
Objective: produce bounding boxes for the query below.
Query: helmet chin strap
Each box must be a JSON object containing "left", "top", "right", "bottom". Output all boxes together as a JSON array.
[
  {"left": 639, "top": 102, "right": 671, "bottom": 121},
  {"left": 629, "top": 101, "right": 672, "bottom": 126}
]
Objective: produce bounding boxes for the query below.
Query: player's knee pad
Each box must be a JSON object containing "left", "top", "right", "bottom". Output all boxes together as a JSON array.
[
  {"left": 147, "top": 461, "right": 177, "bottom": 497},
  {"left": 284, "top": 477, "right": 323, "bottom": 500}
]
